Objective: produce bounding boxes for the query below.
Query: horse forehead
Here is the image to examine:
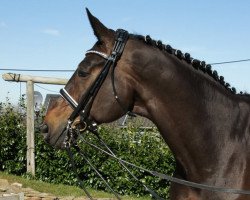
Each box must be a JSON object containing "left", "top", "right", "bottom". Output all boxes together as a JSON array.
[{"left": 92, "top": 40, "right": 114, "bottom": 54}]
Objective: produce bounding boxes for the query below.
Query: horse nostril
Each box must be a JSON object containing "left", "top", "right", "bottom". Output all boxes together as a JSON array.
[{"left": 40, "top": 124, "right": 49, "bottom": 133}]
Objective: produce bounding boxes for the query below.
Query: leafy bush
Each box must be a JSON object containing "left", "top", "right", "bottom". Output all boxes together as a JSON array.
[
  {"left": 0, "top": 99, "right": 175, "bottom": 199},
  {"left": 0, "top": 97, "right": 26, "bottom": 175}
]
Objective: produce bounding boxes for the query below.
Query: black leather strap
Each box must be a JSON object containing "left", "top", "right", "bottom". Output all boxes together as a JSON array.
[
  {"left": 80, "top": 134, "right": 250, "bottom": 196},
  {"left": 66, "top": 146, "right": 94, "bottom": 200}
]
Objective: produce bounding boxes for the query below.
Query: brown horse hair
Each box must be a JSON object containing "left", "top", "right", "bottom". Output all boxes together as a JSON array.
[{"left": 131, "top": 34, "right": 249, "bottom": 97}]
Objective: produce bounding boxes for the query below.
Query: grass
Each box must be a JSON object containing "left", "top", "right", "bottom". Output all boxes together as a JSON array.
[{"left": 0, "top": 171, "right": 150, "bottom": 200}]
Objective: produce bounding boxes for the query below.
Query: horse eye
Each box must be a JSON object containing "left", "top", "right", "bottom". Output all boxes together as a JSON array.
[{"left": 78, "top": 70, "right": 90, "bottom": 77}]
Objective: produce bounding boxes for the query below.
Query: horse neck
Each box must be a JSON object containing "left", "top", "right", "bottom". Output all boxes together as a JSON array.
[{"left": 133, "top": 49, "right": 250, "bottom": 178}]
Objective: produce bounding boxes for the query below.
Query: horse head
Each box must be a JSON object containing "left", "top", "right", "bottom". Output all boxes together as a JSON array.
[{"left": 41, "top": 9, "right": 145, "bottom": 148}]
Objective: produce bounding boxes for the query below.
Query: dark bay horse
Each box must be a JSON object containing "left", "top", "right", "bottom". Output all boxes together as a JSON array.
[{"left": 41, "top": 9, "right": 250, "bottom": 200}]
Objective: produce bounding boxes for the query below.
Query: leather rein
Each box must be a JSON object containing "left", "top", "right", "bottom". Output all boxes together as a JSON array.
[{"left": 59, "top": 29, "right": 250, "bottom": 199}]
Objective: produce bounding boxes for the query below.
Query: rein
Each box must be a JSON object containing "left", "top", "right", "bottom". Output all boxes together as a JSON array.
[
  {"left": 80, "top": 133, "right": 250, "bottom": 196},
  {"left": 66, "top": 127, "right": 250, "bottom": 200},
  {"left": 59, "top": 29, "right": 250, "bottom": 199}
]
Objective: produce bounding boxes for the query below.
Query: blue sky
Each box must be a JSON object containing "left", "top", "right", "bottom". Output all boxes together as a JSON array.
[{"left": 1, "top": 0, "right": 250, "bottom": 104}]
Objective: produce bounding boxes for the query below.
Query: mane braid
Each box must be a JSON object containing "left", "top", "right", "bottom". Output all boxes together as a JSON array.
[{"left": 131, "top": 34, "right": 249, "bottom": 97}]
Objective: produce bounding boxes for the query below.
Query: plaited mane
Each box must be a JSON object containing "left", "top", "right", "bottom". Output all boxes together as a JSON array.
[{"left": 131, "top": 34, "right": 249, "bottom": 97}]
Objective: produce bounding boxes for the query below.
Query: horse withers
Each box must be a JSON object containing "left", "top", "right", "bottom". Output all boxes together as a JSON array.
[{"left": 41, "top": 9, "right": 250, "bottom": 200}]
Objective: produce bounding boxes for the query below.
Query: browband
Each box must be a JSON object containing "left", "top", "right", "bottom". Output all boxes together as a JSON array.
[{"left": 85, "top": 50, "right": 109, "bottom": 60}]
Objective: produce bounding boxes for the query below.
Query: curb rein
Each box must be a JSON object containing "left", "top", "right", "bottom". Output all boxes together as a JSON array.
[{"left": 59, "top": 29, "right": 250, "bottom": 199}]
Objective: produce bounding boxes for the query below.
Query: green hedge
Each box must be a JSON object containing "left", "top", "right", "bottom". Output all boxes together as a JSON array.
[
  {"left": 0, "top": 99, "right": 27, "bottom": 174},
  {"left": 0, "top": 99, "right": 175, "bottom": 199}
]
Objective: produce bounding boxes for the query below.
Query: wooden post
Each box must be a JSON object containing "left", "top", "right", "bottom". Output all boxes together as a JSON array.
[{"left": 26, "top": 80, "right": 35, "bottom": 176}]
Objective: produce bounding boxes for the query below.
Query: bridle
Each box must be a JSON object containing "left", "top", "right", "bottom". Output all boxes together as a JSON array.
[
  {"left": 60, "top": 29, "right": 131, "bottom": 146},
  {"left": 59, "top": 29, "right": 164, "bottom": 200},
  {"left": 58, "top": 29, "right": 250, "bottom": 199}
]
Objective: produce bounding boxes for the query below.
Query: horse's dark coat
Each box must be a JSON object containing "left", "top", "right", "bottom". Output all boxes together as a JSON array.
[{"left": 41, "top": 9, "right": 250, "bottom": 200}]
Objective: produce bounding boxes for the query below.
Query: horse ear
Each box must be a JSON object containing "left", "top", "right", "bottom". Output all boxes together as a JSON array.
[{"left": 86, "top": 8, "right": 114, "bottom": 43}]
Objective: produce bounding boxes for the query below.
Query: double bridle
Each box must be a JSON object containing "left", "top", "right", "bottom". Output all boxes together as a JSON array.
[
  {"left": 58, "top": 29, "right": 250, "bottom": 199},
  {"left": 60, "top": 29, "right": 131, "bottom": 146}
]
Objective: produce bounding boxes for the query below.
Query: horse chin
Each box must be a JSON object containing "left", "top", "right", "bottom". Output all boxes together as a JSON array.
[
  {"left": 45, "top": 128, "right": 68, "bottom": 149},
  {"left": 53, "top": 131, "right": 68, "bottom": 149}
]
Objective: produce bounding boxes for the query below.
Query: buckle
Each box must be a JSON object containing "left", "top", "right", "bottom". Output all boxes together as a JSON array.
[{"left": 72, "top": 119, "right": 87, "bottom": 132}]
